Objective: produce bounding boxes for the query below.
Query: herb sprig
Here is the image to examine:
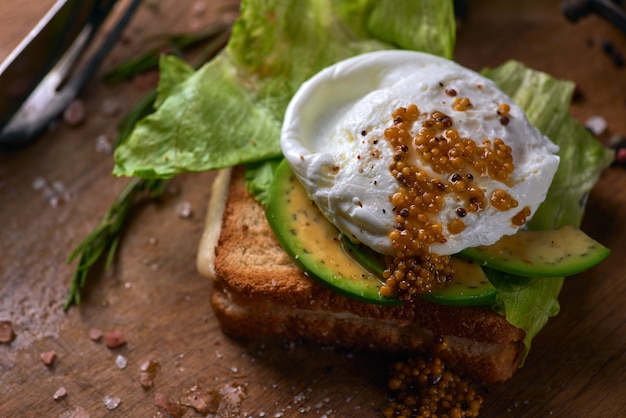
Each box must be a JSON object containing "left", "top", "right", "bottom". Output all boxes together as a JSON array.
[
  {"left": 102, "top": 22, "right": 231, "bottom": 86},
  {"left": 65, "top": 178, "right": 168, "bottom": 310},
  {"left": 65, "top": 21, "right": 231, "bottom": 310}
]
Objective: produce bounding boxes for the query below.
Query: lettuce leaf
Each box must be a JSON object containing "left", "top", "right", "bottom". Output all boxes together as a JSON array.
[
  {"left": 113, "top": 54, "right": 283, "bottom": 178},
  {"left": 113, "top": 0, "right": 455, "bottom": 178},
  {"left": 482, "top": 62, "right": 613, "bottom": 361},
  {"left": 483, "top": 61, "right": 614, "bottom": 230},
  {"left": 244, "top": 157, "right": 283, "bottom": 207}
]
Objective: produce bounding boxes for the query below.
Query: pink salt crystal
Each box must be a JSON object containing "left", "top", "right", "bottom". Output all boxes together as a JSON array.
[
  {"left": 181, "top": 385, "right": 214, "bottom": 414},
  {"left": 103, "top": 330, "right": 126, "bottom": 348},
  {"left": 63, "top": 99, "right": 86, "bottom": 127},
  {"left": 192, "top": 1, "right": 206, "bottom": 15},
  {"left": 40, "top": 350, "right": 56, "bottom": 366},
  {"left": 88, "top": 328, "right": 103, "bottom": 341},
  {"left": 53, "top": 387, "right": 68, "bottom": 400},
  {"left": 139, "top": 359, "right": 160, "bottom": 388},
  {"left": 616, "top": 147, "right": 626, "bottom": 165},
  {"left": 154, "top": 393, "right": 185, "bottom": 418},
  {"left": 0, "top": 321, "right": 15, "bottom": 343}
]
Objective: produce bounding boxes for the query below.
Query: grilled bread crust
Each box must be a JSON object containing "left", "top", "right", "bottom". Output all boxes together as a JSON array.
[{"left": 206, "top": 166, "right": 525, "bottom": 383}]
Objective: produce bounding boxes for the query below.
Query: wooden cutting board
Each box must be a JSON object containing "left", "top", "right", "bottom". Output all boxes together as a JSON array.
[{"left": 1, "top": 0, "right": 624, "bottom": 417}]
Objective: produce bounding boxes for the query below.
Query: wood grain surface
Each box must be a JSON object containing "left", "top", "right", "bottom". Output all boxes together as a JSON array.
[{"left": 1, "top": 1, "right": 625, "bottom": 417}]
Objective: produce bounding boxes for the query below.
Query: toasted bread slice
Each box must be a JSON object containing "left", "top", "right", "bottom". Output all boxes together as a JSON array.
[{"left": 198, "top": 166, "right": 525, "bottom": 383}]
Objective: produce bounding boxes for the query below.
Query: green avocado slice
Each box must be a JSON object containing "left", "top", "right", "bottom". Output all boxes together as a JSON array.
[
  {"left": 458, "top": 226, "right": 610, "bottom": 277},
  {"left": 266, "top": 159, "right": 497, "bottom": 306},
  {"left": 340, "top": 236, "right": 497, "bottom": 307},
  {"left": 266, "top": 159, "right": 401, "bottom": 305}
]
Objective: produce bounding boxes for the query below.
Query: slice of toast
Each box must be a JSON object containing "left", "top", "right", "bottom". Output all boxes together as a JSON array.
[{"left": 198, "top": 166, "right": 525, "bottom": 383}]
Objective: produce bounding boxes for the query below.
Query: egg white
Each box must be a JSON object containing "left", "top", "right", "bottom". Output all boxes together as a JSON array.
[{"left": 281, "top": 50, "right": 559, "bottom": 255}]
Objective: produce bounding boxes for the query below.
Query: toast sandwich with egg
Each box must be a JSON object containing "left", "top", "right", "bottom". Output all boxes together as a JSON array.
[{"left": 198, "top": 166, "right": 525, "bottom": 384}]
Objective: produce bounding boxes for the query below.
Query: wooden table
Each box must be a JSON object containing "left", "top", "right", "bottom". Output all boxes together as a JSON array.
[{"left": 1, "top": 1, "right": 625, "bottom": 417}]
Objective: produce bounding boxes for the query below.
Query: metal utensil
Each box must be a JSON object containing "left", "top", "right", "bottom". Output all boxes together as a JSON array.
[
  {"left": 0, "top": 0, "right": 141, "bottom": 146},
  {"left": 562, "top": 0, "right": 626, "bottom": 35}
]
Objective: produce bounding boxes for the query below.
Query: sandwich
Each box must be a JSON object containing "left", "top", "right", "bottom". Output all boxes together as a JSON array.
[
  {"left": 200, "top": 165, "right": 527, "bottom": 384},
  {"left": 195, "top": 50, "right": 611, "bottom": 384},
  {"left": 112, "top": 0, "right": 613, "bottom": 388}
]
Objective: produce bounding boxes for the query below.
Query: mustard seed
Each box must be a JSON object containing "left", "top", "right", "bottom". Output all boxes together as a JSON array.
[{"left": 380, "top": 104, "right": 518, "bottom": 302}]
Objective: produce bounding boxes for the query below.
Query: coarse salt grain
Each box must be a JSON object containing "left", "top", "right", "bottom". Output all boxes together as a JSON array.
[
  {"left": 100, "top": 98, "right": 122, "bottom": 117},
  {"left": 59, "top": 406, "right": 90, "bottom": 418},
  {"left": 63, "top": 99, "right": 86, "bottom": 127},
  {"left": 0, "top": 321, "right": 15, "bottom": 343},
  {"left": 293, "top": 392, "right": 306, "bottom": 404},
  {"left": 95, "top": 134, "right": 113, "bottom": 154},
  {"left": 103, "top": 396, "right": 121, "bottom": 410},
  {"left": 52, "top": 180, "right": 65, "bottom": 193},
  {"left": 139, "top": 359, "right": 159, "bottom": 388},
  {"left": 53, "top": 387, "right": 68, "bottom": 400},
  {"left": 176, "top": 201, "right": 192, "bottom": 218},
  {"left": 115, "top": 354, "right": 128, "bottom": 369},
  {"left": 32, "top": 177, "right": 47, "bottom": 190},
  {"left": 40, "top": 350, "right": 56, "bottom": 366},
  {"left": 38, "top": 179, "right": 71, "bottom": 207},
  {"left": 42, "top": 186, "right": 56, "bottom": 200},
  {"left": 585, "top": 115, "right": 608, "bottom": 136}
]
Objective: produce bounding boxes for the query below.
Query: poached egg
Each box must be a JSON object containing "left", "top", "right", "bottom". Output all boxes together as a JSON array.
[{"left": 280, "top": 50, "right": 559, "bottom": 256}]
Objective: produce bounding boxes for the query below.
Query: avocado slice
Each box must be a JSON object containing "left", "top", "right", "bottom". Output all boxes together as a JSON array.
[
  {"left": 267, "top": 159, "right": 496, "bottom": 306},
  {"left": 459, "top": 226, "right": 610, "bottom": 277},
  {"left": 341, "top": 236, "right": 497, "bottom": 307},
  {"left": 266, "top": 159, "right": 609, "bottom": 306},
  {"left": 266, "top": 159, "right": 401, "bottom": 305}
]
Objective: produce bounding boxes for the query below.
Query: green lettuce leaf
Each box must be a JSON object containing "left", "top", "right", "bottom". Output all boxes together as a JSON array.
[
  {"left": 113, "top": 54, "right": 283, "bottom": 178},
  {"left": 244, "top": 157, "right": 283, "bottom": 207},
  {"left": 483, "top": 61, "right": 613, "bottom": 361},
  {"left": 113, "top": 0, "right": 455, "bottom": 178},
  {"left": 153, "top": 55, "right": 195, "bottom": 109},
  {"left": 483, "top": 61, "right": 614, "bottom": 230}
]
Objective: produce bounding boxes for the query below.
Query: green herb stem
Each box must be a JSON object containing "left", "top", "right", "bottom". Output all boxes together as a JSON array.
[
  {"left": 65, "top": 21, "right": 232, "bottom": 310},
  {"left": 64, "top": 178, "right": 168, "bottom": 310},
  {"left": 103, "top": 22, "right": 231, "bottom": 85}
]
